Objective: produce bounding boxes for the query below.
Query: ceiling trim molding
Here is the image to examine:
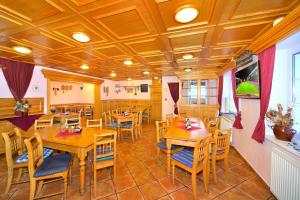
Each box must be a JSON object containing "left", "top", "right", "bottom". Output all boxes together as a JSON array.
[
  {"left": 247, "top": 4, "right": 300, "bottom": 54},
  {"left": 42, "top": 69, "right": 104, "bottom": 85}
]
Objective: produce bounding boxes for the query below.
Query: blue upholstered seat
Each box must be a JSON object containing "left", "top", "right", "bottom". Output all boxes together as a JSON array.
[
  {"left": 120, "top": 121, "right": 132, "bottom": 128},
  {"left": 156, "top": 141, "right": 181, "bottom": 150},
  {"left": 67, "top": 119, "right": 79, "bottom": 123},
  {"left": 92, "top": 148, "right": 114, "bottom": 162},
  {"left": 34, "top": 154, "right": 72, "bottom": 177},
  {"left": 210, "top": 149, "right": 225, "bottom": 155},
  {"left": 171, "top": 149, "right": 196, "bottom": 168},
  {"left": 16, "top": 148, "right": 54, "bottom": 164},
  {"left": 106, "top": 122, "right": 117, "bottom": 128}
]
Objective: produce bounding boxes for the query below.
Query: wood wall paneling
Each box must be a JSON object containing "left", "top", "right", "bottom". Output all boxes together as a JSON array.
[{"left": 151, "top": 79, "right": 162, "bottom": 121}]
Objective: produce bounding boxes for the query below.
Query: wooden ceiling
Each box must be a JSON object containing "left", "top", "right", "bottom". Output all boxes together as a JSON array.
[{"left": 0, "top": 0, "right": 299, "bottom": 80}]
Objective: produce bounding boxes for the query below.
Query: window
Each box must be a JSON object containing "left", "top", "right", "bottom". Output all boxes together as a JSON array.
[
  {"left": 222, "top": 71, "right": 236, "bottom": 113},
  {"left": 181, "top": 80, "right": 198, "bottom": 104},
  {"left": 200, "top": 79, "right": 217, "bottom": 105},
  {"left": 293, "top": 52, "right": 300, "bottom": 129}
]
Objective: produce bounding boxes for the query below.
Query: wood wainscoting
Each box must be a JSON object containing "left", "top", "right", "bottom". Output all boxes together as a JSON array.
[
  {"left": 179, "top": 104, "right": 219, "bottom": 119},
  {"left": 100, "top": 99, "right": 151, "bottom": 113},
  {"left": 0, "top": 98, "right": 44, "bottom": 119}
]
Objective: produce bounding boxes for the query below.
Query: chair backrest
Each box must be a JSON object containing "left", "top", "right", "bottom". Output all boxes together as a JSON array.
[
  {"left": 206, "top": 120, "right": 218, "bottom": 137},
  {"left": 93, "top": 131, "right": 116, "bottom": 165},
  {"left": 34, "top": 118, "right": 53, "bottom": 130},
  {"left": 166, "top": 114, "right": 174, "bottom": 127},
  {"left": 138, "top": 111, "right": 143, "bottom": 126},
  {"left": 155, "top": 121, "right": 167, "bottom": 143},
  {"left": 87, "top": 119, "right": 102, "bottom": 128},
  {"left": 193, "top": 136, "right": 210, "bottom": 169},
  {"left": 213, "top": 128, "right": 232, "bottom": 154},
  {"left": 2, "top": 128, "right": 24, "bottom": 166},
  {"left": 65, "top": 117, "right": 81, "bottom": 126},
  {"left": 24, "top": 132, "right": 44, "bottom": 178}
]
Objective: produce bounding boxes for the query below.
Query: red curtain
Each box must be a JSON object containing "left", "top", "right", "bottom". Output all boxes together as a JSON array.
[
  {"left": 168, "top": 82, "right": 179, "bottom": 115},
  {"left": 231, "top": 68, "right": 243, "bottom": 129},
  {"left": 252, "top": 45, "right": 276, "bottom": 143},
  {"left": 0, "top": 59, "right": 34, "bottom": 100},
  {"left": 218, "top": 75, "right": 223, "bottom": 112}
]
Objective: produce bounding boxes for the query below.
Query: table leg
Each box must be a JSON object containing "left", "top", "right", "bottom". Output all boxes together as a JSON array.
[
  {"left": 79, "top": 150, "right": 87, "bottom": 195},
  {"left": 166, "top": 139, "right": 171, "bottom": 175}
]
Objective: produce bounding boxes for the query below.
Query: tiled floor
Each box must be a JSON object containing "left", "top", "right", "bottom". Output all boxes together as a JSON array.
[{"left": 0, "top": 123, "right": 276, "bottom": 200}]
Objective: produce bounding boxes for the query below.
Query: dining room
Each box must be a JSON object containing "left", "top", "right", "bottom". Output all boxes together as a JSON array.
[{"left": 1, "top": 1, "right": 300, "bottom": 200}]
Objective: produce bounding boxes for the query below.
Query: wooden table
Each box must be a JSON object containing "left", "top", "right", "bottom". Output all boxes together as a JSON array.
[
  {"left": 52, "top": 112, "right": 79, "bottom": 124},
  {"left": 164, "top": 117, "right": 209, "bottom": 174},
  {"left": 112, "top": 114, "right": 135, "bottom": 137},
  {"left": 24, "top": 126, "right": 114, "bottom": 195}
]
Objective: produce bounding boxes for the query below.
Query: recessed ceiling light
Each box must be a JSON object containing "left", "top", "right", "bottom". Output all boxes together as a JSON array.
[
  {"left": 182, "top": 54, "right": 193, "bottom": 60},
  {"left": 184, "top": 68, "right": 192, "bottom": 72},
  {"left": 273, "top": 17, "right": 284, "bottom": 26},
  {"left": 154, "top": 77, "right": 159, "bottom": 80},
  {"left": 72, "top": 32, "right": 90, "bottom": 42},
  {"left": 175, "top": 5, "right": 198, "bottom": 23},
  {"left": 128, "top": 78, "right": 132, "bottom": 81},
  {"left": 13, "top": 46, "right": 31, "bottom": 54},
  {"left": 123, "top": 60, "right": 133, "bottom": 65},
  {"left": 110, "top": 72, "right": 116, "bottom": 77},
  {"left": 80, "top": 64, "right": 89, "bottom": 70},
  {"left": 143, "top": 71, "right": 150, "bottom": 75}
]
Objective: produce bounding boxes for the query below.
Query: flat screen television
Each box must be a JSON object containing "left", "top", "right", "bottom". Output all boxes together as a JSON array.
[
  {"left": 235, "top": 60, "right": 261, "bottom": 99},
  {"left": 140, "top": 84, "right": 148, "bottom": 92}
]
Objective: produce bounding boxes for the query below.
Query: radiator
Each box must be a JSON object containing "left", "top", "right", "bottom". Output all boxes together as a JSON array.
[{"left": 271, "top": 148, "right": 300, "bottom": 200}]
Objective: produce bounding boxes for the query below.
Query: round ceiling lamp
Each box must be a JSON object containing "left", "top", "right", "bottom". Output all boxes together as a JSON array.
[
  {"left": 128, "top": 78, "right": 132, "bottom": 81},
  {"left": 13, "top": 46, "right": 32, "bottom": 54},
  {"left": 184, "top": 68, "right": 192, "bottom": 72},
  {"left": 123, "top": 60, "right": 133, "bottom": 65},
  {"left": 72, "top": 32, "right": 90, "bottom": 43},
  {"left": 153, "top": 77, "right": 159, "bottom": 80},
  {"left": 273, "top": 17, "right": 284, "bottom": 27},
  {"left": 80, "top": 64, "right": 89, "bottom": 70},
  {"left": 143, "top": 71, "right": 150, "bottom": 75},
  {"left": 182, "top": 53, "right": 193, "bottom": 60},
  {"left": 110, "top": 72, "right": 117, "bottom": 77},
  {"left": 175, "top": 5, "right": 198, "bottom": 23}
]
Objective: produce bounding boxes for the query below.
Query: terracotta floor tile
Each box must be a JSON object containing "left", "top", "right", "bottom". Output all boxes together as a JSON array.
[
  {"left": 159, "top": 177, "right": 184, "bottom": 194},
  {"left": 99, "top": 194, "right": 118, "bottom": 200},
  {"left": 117, "top": 187, "right": 144, "bottom": 200},
  {"left": 229, "top": 163, "right": 256, "bottom": 180},
  {"left": 93, "top": 180, "right": 115, "bottom": 199},
  {"left": 212, "top": 169, "right": 245, "bottom": 186},
  {"left": 158, "top": 195, "right": 172, "bottom": 200},
  {"left": 169, "top": 187, "right": 194, "bottom": 200},
  {"left": 113, "top": 174, "right": 136, "bottom": 192},
  {"left": 214, "top": 188, "right": 254, "bottom": 200},
  {"left": 132, "top": 170, "right": 156, "bottom": 186},
  {"left": 139, "top": 181, "right": 167, "bottom": 200}
]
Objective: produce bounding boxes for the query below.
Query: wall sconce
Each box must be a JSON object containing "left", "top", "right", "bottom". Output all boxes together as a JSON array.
[
  {"left": 53, "top": 87, "right": 59, "bottom": 95},
  {"left": 80, "top": 85, "right": 84, "bottom": 90}
]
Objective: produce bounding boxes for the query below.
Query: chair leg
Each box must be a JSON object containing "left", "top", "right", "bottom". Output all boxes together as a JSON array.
[
  {"left": 224, "top": 157, "right": 229, "bottom": 173},
  {"left": 113, "top": 165, "right": 116, "bottom": 178},
  {"left": 93, "top": 168, "right": 97, "bottom": 197},
  {"left": 5, "top": 167, "right": 14, "bottom": 194},
  {"left": 29, "top": 179, "right": 37, "bottom": 200},
  {"left": 203, "top": 168, "right": 209, "bottom": 193},
  {"left": 212, "top": 159, "right": 217, "bottom": 183},
  {"left": 156, "top": 148, "right": 160, "bottom": 157},
  {"left": 36, "top": 180, "right": 44, "bottom": 196},
  {"left": 64, "top": 176, "right": 68, "bottom": 200},
  {"left": 16, "top": 168, "right": 23, "bottom": 182},
  {"left": 172, "top": 164, "right": 175, "bottom": 184},
  {"left": 131, "top": 131, "right": 134, "bottom": 143},
  {"left": 192, "top": 173, "right": 197, "bottom": 199}
]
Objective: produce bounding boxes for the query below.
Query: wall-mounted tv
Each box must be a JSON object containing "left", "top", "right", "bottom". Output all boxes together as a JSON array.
[
  {"left": 235, "top": 60, "right": 261, "bottom": 99},
  {"left": 140, "top": 84, "right": 148, "bottom": 93}
]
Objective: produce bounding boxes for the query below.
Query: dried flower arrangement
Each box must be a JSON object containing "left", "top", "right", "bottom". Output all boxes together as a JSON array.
[{"left": 266, "top": 104, "right": 293, "bottom": 127}]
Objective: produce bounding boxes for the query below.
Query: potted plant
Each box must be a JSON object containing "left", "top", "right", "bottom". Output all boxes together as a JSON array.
[
  {"left": 266, "top": 104, "right": 296, "bottom": 141},
  {"left": 23, "top": 100, "right": 31, "bottom": 116},
  {"left": 15, "top": 100, "right": 23, "bottom": 117}
]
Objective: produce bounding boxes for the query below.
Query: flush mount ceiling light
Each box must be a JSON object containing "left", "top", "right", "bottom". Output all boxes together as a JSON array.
[
  {"left": 80, "top": 64, "right": 89, "bottom": 70},
  {"left": 128, "top": 78, "right": 132, "bottom": 81},
  {"left": 184, "top": 68, "right": 192, "bottom": 72},
  {"left": 143, "top": 71, "right": 150, "bottom": 75},
  {"left": 175, "top": 5, "right": 198, "bottom": 23},
  {"left": 72, "top": 32, "right": 90, "bottom": 42},
  {"left": 182, "top": 53, "right": 193, "bottom": 60},
  {"left": 110, "top": 72, "right": 116, "bottom": 77},
  {"left": 153, "top": 77, "right": 159, "bottom": 80},
  {"left": 273, "top": 17, "right": 284, "bottom": 26},
  {"left": 123, "top": 60, "right": 133, "bottom": 65},
  {"left": 13, "top": 46, "right": 31, "bottom": 54}
]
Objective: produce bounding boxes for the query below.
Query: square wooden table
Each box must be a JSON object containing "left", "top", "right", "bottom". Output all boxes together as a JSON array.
[
  {"left": 52, "top": 112, "right": 79, "bottom": 124},
  {"left": 24, "top": 126, "right": 114, "bottom": 195},
  {"left": 164, "top": 117, "right": 209, "bottom": 174}
]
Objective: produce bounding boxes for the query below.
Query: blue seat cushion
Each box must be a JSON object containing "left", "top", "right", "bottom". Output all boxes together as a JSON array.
[
  {"left": 171, "top": 149, "right": 195, "bottom": 168},
  {"left": 16, "top": 148, "right": 54, "bottom": 164},
  {"left": 34, "top": 154, "right": 72, "bottom": 177},
  {"left": 120, "top": 122, "right": 132, "bottom": 128},
  {"left": 106, "top": 122, "right": 117, "bottom": 128},
  {"left": 210, "top": 149, "right": 225, "bottom": 155},
  {"left": 92, "top": 148, "right": 114, "bottom": 162},
  {"left": 156, "top": 141, "right": 182, "bottom": 150},
  {"left": 68, "top": 119, "right": 79, "bottom": 123}
]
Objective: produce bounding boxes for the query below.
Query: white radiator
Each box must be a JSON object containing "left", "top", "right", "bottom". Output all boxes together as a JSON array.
[{"left": 271, "top": 148, "right": 300, "bottom": 200}]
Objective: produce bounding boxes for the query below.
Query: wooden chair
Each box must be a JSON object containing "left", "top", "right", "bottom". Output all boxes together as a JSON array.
[
  {"left": 119, "top": 116, "right": 137, "bottom": 142},
  {"left": 206, "top": 120, "right": 219, "bottom": 137},
  {"left": 102, "top": 112, "right": 117, "bottom": 130},
  {"left": 34, "top": 118, "right": 53, "bottom": 130},
  {"left": 84, "top": 106, "right": 93, "bottom": 119},
  {"left": 136, "top": 111, "right": 143, "bottom": 138},
  {"left": 87, "top": 119, "right": 102, "bottom": 128},
  {"left": 210, "top": 128, "right": 232, "bottom": 182},
  {"left": 166, "top": 114, "right": 174, "bottom": 127},
  {"left": 171, "top": 136, "right": 211, "bottom": 199},
  {"left": 93, "top": 131, "right": 117, "bottom": 197},
  {"left": 1, "top": 128, "right": 27, "bottom": 194},
  {"left": 155, "top": 121, "right": 182, "bottom": 156},
  {"left": 142, "top": 107, "right": 151, "bottom": 124},
  {"left": 24, "top": 132, "right": 71, "bottom": 200},
  {"left": 65, "top": 117, "right": 81, "bottom": 127}
]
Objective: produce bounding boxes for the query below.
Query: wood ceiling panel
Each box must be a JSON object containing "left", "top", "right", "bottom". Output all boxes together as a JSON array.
[
  {"left": 0, "top": 0, "right": 64, "bottom": 22},
  {"left": 0, "top": 17, "right": 21, "bottom": 32},
  {"left": 45, "top": 55, "right": 78, "bottom": 64},
  {"left": 143, "top": 54, "right": 168, "bottom": 62},
  {"left": 127, "top": 38, "right": 162, "bottom": 54},
  {"left": 68, "top": 51, "right": 101, "bottom": 62},
  {"left": 210, "top": 46, "right": 243, "bottom": 56},
  {"left": 0, "top": 49, "right": 20, "bottom": 58},
  {"left": 94, "top": 45, "right": 127, "bottom": 57},
  {"left": 169, "top": 31, "right": 206, "bottom": 50},
  {"left": 95, "top": 8, "right": 151, "bottom": 39},
  {"left": 70, "top": 0, "right": 97, "bottom": 6}
]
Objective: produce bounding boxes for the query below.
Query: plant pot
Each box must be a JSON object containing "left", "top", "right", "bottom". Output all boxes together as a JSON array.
[
  {"left": 15, "top": 110, "right": 23, "bottom": 117},
  {"left": 23, "top": 110, "right": 28, "bottom": 117},
  {"left": 272, "top": 125, "right": 296, "bottom": 141}
]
